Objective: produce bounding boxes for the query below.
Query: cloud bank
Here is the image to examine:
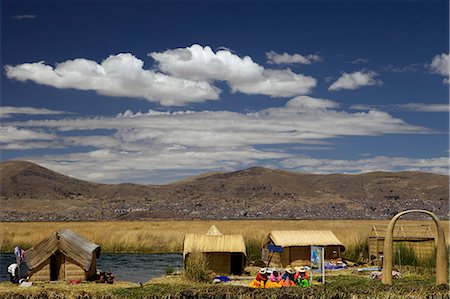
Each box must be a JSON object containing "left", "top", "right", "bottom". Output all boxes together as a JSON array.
[
  {"left": 351, "top": 103, "right": 450, "bottom": 113},
  {"left": 5, "top": 44, "right": 318, "bottom": 106},
  {"left": 3, "top": 96, "right": 439, "bottom": 183},
  {"left": 0, "top": 106, "right": 69, "bottom": 119}
]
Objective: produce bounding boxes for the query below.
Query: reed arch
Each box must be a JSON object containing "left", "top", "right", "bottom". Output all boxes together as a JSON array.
[{"left": 382, "top": 209, "right": 448, "bottom": 285}]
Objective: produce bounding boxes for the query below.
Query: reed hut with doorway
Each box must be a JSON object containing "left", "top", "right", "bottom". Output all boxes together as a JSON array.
[
  {"left": 368, "top": 224, "right": 435, "bottom": 262},
  {"left": 183, "top": 225, "right": 246, "bottom": 274},
  {"left": 25, "top": 229, "right": 101, "bottom": 281},
  {"left": 262, "top": 230, "right": 345, "bottom": 267}
]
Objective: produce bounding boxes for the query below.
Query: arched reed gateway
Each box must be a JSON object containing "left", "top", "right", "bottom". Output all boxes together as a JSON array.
[
  {"left": 25, "top": 229, "right": 101, "bottom": 281},
  {"left": 382, "top": 210, "right": 448, "bottom": 286},
  {"left": 183, "top": 225, "right": 246, "bottom": 275},
  {"left": 262, "top": 230, "right": 345, "bottom": 267}
]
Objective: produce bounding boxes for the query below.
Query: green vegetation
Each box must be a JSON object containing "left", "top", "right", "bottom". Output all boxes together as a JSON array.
[
  {"left": 342, "top": 237, "right": 369, "bottom": 263},
  {"left": 394, "top": 243, "right": 419, "bottom": 267},
  {"left": 245, "top": 238, "right": 262, "bottom": 263},
  {"left": 1, "top": 275, "right": 447, "bottom": 299}
]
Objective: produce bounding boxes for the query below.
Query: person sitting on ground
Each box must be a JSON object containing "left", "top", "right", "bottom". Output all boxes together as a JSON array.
[
  {"left": 249, "top": 268, "right": 269, "bottom": 288},
  {"left": 265, "top": 269, "right": 283, "bottom": 288},
  {"left": 281, "top": 267, "right": 296, "bottom": 287},
  {"left": 269, "top": 269, "right": 282, "bottom": 282},
  {"left": 7, "top": 263, "right": 19, "bottom": 284},
  {"left": 294, "top": 266, "right": 310, "bottom": 287}
]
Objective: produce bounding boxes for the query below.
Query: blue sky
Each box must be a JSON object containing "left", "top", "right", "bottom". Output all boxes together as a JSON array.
[{"left": 1, "top": 0, "right": 449, "bottom": 183}]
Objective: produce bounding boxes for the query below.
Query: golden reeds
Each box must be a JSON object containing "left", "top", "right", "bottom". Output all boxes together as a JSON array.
[{"left": 0, "top": 220, "right": 448, "bottom": 254}]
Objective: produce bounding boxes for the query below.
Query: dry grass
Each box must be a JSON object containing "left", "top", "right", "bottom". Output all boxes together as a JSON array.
[{"left": 0, "top": 220, "right": 448, "bottom": 253}]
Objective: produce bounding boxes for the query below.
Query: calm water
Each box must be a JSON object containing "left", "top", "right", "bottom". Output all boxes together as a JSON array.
[{"left": 0, "top": 253, "right": 183, "bottom": 283}]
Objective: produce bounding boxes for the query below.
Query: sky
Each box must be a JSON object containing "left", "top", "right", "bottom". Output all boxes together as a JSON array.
[{"left": 1, "top": 0, "right": 449, "bottom": 184}]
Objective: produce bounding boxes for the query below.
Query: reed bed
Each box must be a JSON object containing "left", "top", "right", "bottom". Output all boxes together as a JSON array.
[{"left": 0, "top": 220, "right": 448, "bottom": 254}]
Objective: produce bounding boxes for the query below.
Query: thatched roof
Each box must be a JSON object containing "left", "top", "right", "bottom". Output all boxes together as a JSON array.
[
  {"left": 26, "top": 229, "right": 101, "bottom": 271},
  {"left": 265, "top": 230, "right": 345, "bottom": 249},
  {"left": 183, "top": 234, "right": 246, "bottom": 258},
  {"left": 206, "top": 225, "right": 223, "bottom": 235}
]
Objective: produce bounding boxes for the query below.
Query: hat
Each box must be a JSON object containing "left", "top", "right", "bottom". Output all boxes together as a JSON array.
[
  {"left": 259, "top": 268, "right": 267, "bottom": 274},
  {"left": 286, "top": 267, "right": 295, "bottom": 274}
]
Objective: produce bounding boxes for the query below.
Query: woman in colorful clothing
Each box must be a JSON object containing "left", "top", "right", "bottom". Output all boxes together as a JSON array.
[
  {"left": 294, "top": 266, "right": 310, "bottom": 287},
  {"left": 281, "top": 267, "right": 297, "bottom": 287},
  {"left": 265, "top": 269, "right": 283, "bottom": 288},
  {"left": 249, "top": 268, "right": 269, "bottom": 288}
]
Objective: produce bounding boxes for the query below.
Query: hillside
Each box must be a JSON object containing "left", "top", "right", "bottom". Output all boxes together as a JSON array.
[{"left": 0, "top": 161, "right": 448, "bottom": 221}]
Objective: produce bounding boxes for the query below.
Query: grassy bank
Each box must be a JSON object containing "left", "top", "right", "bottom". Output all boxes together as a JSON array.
[
  {"left": 0, "top": 275, "right": 448, "bottom": 299},
  {"left": 1, "top": 220, "right": 448, "bottom": 254}
]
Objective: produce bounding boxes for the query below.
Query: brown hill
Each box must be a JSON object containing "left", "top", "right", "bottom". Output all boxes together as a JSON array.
[{"left": 0, "top": 161, "right": 448, "bottom": 221}]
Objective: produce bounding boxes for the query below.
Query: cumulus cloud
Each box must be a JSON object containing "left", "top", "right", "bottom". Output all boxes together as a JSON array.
[
  {"left": 0, "top": 106, "right": 69, "bottom": 119},
  {"left": 149, "top": 44, "right": 317, "bottom": 97},
  {"left": 328, "top": 70, "right": 382, "bottom": 91},
  {"left": 266, "top": 51, "right": 322, "bottom": 65},
  {"left": 5, "top": 53, "right": 220, "bottom": 106},
  {"left": 6, "top": 45, "right": 319, "bottom": 104},
  {"left": 428, "top": 53, "right": 449, "bottom": 84},
  {"left": 351, "top": 103, "right": 450, "bottom": 113},
  {"left": 280, "top": 156, "right": 449, "bottom": 175}
]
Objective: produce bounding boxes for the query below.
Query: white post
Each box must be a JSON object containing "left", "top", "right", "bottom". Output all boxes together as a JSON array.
[{"left": 321, "top": 246, "right": 325, "bottom": 284}]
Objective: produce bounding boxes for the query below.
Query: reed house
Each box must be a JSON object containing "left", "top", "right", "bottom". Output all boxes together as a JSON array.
[
  {"left": 262, "top": 230, "right": 345, "bottom": 267},
  {"left": 25, "top": 229, "right": 101, "bottom": 281},
  {"left": 368, "top": 224, "right": 435, "bottom": 262},
  {"left": 183, "top": 225, "right": 247, "bottom": 274}
]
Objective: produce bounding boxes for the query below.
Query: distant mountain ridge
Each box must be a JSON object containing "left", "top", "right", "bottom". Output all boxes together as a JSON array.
[{"left": 0, "top": 160, "right": 448, "bottom": 221}]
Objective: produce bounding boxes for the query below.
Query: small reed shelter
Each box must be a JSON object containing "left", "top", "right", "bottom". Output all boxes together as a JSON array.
[
  {"left": 262, "top": 230, "right": 345, "bottom": 267},
  {"left": 25, "top": 229, "right": 101, "bottom": 281},
  {"left": 369, "top": 224, "right": 435, "bottom": 262},
  {"left": 183, "top": 225, "right": 246, "bottom": 274}
]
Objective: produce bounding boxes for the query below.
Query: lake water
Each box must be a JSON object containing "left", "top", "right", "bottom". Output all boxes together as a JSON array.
[{"left": 0, "top": 253, "right": 183, "bottom": 283}]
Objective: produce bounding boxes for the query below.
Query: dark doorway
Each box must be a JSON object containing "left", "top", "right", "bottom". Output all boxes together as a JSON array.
[
  {"left": 50, "top": 252, "right": 64, "bottom": 281},
  {"left": 230, "top": 253, "right": 243, "bottom": 274}
]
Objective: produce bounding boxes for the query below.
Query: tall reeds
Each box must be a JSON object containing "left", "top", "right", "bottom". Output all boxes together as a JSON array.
[
  {"left": 0, "top": 220, "right": 447, "bottom": 255},
  {"left": 184, "top": 251, "right": 210, "bottom": 283}
]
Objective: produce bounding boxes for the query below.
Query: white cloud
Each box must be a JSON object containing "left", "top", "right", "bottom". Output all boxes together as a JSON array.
[
  {"left": 149, "top": 44, "right": 317, "bottom": 97},
  {"left": 348, "top": 58, "right": 368, "bottom": 64},
  {"left": 384, "top": 63, "right": 420, "bottom": 73},
  {"left": 351, "top": 103, "right": 450, "bottom": 113},
  {"left": 0, "top": 125, "right": 56, "bottom": 143},
  {"left": 5, "top": 96, "right": 437, "bottom": 183},
  {"left": 0, "top": 106, "right": 68, "bottom": 119},
  {"left": 328, "top": 70, "right": 382, "bottom": 91},
  {"left": 266, "top": 51, "right": 322, "bottom": 65},
  {"left": 428, "top": 53, "right": 449, "bottom": 84},
  {"left": 280, "top": 156, "right": 449, "bottom": 175},
  {"left": 5, "top": 53, "right": 221, "bottom": 106},
  {"left": 10, "top": 96, "right": 428, "bottom": 146}
]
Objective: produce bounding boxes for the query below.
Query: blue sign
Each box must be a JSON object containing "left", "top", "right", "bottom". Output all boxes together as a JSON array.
[{"left": 267, "top": 245, "right": 284, "bottom": 253}]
